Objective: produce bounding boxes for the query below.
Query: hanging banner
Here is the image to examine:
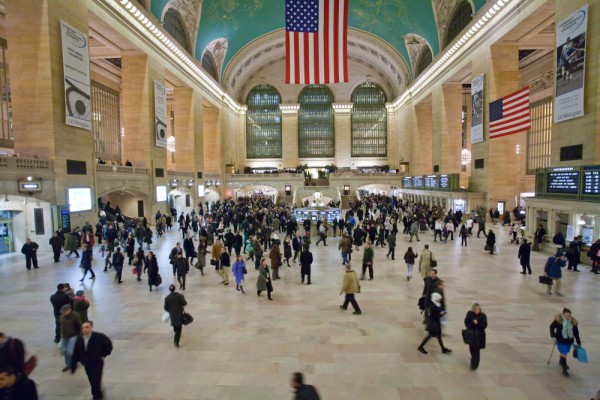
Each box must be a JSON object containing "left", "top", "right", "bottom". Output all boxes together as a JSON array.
[
  {"left": 154, "top": 80, "right": 167, "bottom": 148},
  {"left": 61, "top": 20, "right": 91, "bottom": 130},
  {"left": 471, "top": 74, "right": 484, "bottom": 143},
  {"left": 554, "top": 4, "right": 588, "bottom": 123}
]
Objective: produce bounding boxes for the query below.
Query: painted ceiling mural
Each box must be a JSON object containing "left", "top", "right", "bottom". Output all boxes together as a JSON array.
[{"left": 150, "top": 0, "right": 487, "bottom": 76}]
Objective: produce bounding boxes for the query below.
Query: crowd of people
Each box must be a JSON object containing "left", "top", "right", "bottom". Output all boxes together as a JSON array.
[{"left": 6, "top": 192, "right": 598, "bottom": 399}]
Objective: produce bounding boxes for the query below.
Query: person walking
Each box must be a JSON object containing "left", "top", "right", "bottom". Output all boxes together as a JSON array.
[
  {"left": 459, "top": 224, "right": 468, "bottom": 247},
  {"left": 133, "top": 247, "right": 145, "bottom": 282},
  {"left": 256, "top": 258, "right": 273, "bottom": 300},
  {"left": 386, "top": 231, "right": 396, "bottom": 260},
  {"left": 292, "top": 233, "right": 302, "bottom": 264},
  {"left": 338, "top": 232, "right": 352, "bottom": 266},
  {"left": 339, "top": 264, "right": 361, "bottom": 315},
  {"left": 589, "top": 239, "right": 600, "bottom": 274},
  {"left": 464, "top": 303, "right": 487, "bottom": 370},
  {"left": 145, "top": 251, "right": 159, "bottom": 292},
  {"left": 409, "top": 220, "right": 420, "bottom": 243},
  {"left": 72, "top": 290, "right": 90, "bottom": 323},
  {"left": 290, "top": 372, "right": 320, "bottom": 400},
  {"left": 360, "top": 240, "right": 374, "bottom": 280},
  {"left": 403, "top": 246, "right": 418, "bottom": 281},
  {"left": 299, "top": 244, "right": 313, "bottom": 285},
  {"left": 183, "top": 234, "right": 196, "bottom": 266},
  {"left": 518, "top": 239, "right": 532, "bottom": 274},
  {"left": 79, "top": 243, "right": 96, "bottom": 281},
  {"left": 544, "top": 251, "right": 566, "bottom": 296},
  {"left": 111, "top": 247, "right": 125, "bottom": 284},
  {"left": 50, "top": 284, "right": 71, "bottom": 343},
  {"left": 21, "top": 238, "right": 39, "bottom": 270},
  {"left": 219, "top": 249, "right": 231, "bottom": 285},
  {"left": 549, "top": 308, "right": 582, "bottom": 376},
  {"left": 212, "top": 239, "right": 224, "bottom": 272},
  {"left": 49, "top": 233, "right": 63, "bottom": 263},
  {"left": 315, "top": 223, "right": 327, "bottom": 246},
  {"left": 70, "top": 321, "right": 113, "bottom": 400},
  {"left": 283, "top": 235, "right": 292, "bottom": 267},
  {"left": 476, "top": 216, "right": 487, "bottom": 238},
  {"left": 0, "top": 364, "right": 39, "bottom": 399},
  {"left": 232, "top": 255, "right": 246, "bottom": 293},
  {"left": 65, "top": 232, "right": 80, "bottom": 258},
  {"left": 418, "top": 244, "right": 436, "bottom": 279},
  {"left": 485, "top": 229, "right": 495, "bottom": 255},
  {"left": 59, "top": 304, "right": 81, "bottom": 372},
  {"left": 567, "top": 236, "right": 582, "bottom": 272},
  {"left": 269, "top": 244, "right": 282, "bottom": 280},
  {"left": 196, "top": 237, "right": 207, "bottom": 276},
  {"left": 533, "top": 223, "right": 545, "bottom": 251},
  {"left": 163, "top": 285, "right": 187, "bottom": 347},
  {"left": 173, "top": 252, "right": 189, "bottom": 291},
  {"left": 418, "top": 291, "right": 451, "bottom": 355}
]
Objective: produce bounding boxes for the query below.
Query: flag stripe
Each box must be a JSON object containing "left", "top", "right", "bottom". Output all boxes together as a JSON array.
[
  {"left": 342, "top": 0, "right": 348, "bottom": 81},
  {"left": 329, "top": 0, "right": 336, "bottom": 82},
  {"left": 285, "top": 32, "right": 291, "bottom": 84},
  {"left": 323, "top": 0, "right": 329, "bottom": 83},
  {"left": 489, "top": 86, "right": 531, "bottom": 139}
]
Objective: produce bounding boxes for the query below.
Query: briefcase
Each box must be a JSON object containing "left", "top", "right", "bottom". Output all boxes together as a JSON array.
[{"left": 538, "top": 275, "right": 553, "bottom": 285}]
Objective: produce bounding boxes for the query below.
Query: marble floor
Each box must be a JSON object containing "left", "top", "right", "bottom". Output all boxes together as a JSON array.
[{"left": 1, "top": 225, "right": 598, "bottom": 400}]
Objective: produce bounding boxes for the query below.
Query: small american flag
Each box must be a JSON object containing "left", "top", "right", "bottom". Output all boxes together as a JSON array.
[
  {"left": 285, "top": 0, "right": 348, "bottom": 85},
  {"left": 489, "top": 86, "right": 531, "bottom": 139}
]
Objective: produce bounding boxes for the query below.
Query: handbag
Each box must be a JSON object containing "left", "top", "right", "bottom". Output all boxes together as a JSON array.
[
  {"left": 210, "top": 259, "right": 217, "bottom": 266},
  {"left": 484, "top": 244, "right": 490, "bottom": 251},
  {"left": 132, "top": 267, "right": 138, "bottom": 275},
  {"left": 493, "top": 244, "right": 498, "bottom": 253},
  {"left": 182, "top": 312, "right": 194, "bottom": 325},
  {"left": 462, "top": 329, "right": 476, "bottom": 345},
  {"left": 162, "top": 311, "right": 170, "bottom": 323},
  {"left": 573, "top": 345, "right": 588, "bottom": 363},
  {"left": 155, "top": 273, "right": 162, "bottom": 286},
  {"left": 132, "top": 255, "right": 139, "bottom": 265},
  {"left": 418, "top": 296, "right": 425, "bottom": 311},
  {"left": 431, "top": 259, "right": 437, "bottom": 268},
  {"left": 242, "top": 266, "right": 248, "bottom": 274},
  {"left": 538, "top": 275, "right": 553, "bottom": 285}
]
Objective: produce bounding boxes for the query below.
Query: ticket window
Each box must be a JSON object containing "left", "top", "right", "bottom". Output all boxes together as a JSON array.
[
  {"left": 555, "top": 213, "right": 569, "bottom": 237},
  {"left": 0, "top": 222, "right": 14, "bottom": 254}
]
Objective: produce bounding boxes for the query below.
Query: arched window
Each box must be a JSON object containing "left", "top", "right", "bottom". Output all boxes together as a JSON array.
[
  {"left": 246, "top": 84, "right": 282, "bottom": 159},
  {"left": 201, "top": 51, "right": 219, "bottom": 82},
  {"left": 415, "top": 46, "right": 433, "bottom": 77},
  {"left": 163, "top": 8, "right": 192, "bottom": 53},
  {"left": 443, "top": 1, "right": 473, "bottom": 48},
  {"left": 351, "top": 82, "right": 387, "bottom": 157},
  {"left": 298, "top": 85, "right": 334, "bottom": 158}
]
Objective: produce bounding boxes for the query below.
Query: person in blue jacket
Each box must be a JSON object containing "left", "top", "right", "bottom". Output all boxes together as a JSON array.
[{"left": 544, "top": 251, "right": 566, "bottom": 296}]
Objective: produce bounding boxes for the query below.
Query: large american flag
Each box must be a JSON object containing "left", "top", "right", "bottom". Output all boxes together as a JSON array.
[
  {"left": 285, "top": 0, "right": 348, "bottom": 85},
  {"left": 489, "top": 86, "right": 531, "bottom": 139}
]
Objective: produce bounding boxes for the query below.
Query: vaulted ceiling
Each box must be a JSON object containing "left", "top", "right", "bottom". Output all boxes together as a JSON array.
[{"left": 150, "top": 0, "right": 487, "bottom": 77}]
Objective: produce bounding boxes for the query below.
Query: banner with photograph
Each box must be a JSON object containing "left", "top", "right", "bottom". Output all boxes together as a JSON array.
[
  {"left": 471, "top": 74, "right": 484, "bottom": 143},
  {"left": 154, "top": 80, "right": 167, "bottom": 148},
  {"left": 61, "top": 20, "right": 91, "bottom": 130},
  {"left": 554, "top": 4, "right": 588, "bottom": 123}
]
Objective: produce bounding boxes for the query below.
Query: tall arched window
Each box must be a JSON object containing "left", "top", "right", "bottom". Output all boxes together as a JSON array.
[
  {"left": 298, "top": 85, "right": 334, "bottom": 158},
  {"left": 351, "top": 82, "right": 387, "bottom": 157},
  {"left": 163, "top": 8, "right": 192, "bottom": 53},
  {"left": 443, "top": 1, "right": 473, "bottom": 48},
  {"left": 246, "top": 84, "right": 282, "bottom": 159},
  {"left": 201, "top": 51, "right": 219, "bottom": 82},
  {"left": 415, "top": 47, "right": 433, "bottom": 77}
]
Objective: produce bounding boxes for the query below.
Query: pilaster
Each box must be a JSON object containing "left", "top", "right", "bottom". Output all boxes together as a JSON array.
[{"left": 333, "top": 103, "right": 353, "bottom": 168}]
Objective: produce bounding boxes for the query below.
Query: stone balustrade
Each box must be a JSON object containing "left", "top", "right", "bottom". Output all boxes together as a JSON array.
[
  {"left": 0, "top": 156, "right": 53, "bottom": 170},
  {"left": 95, "top": 164, "right": 149, "bottom": 175}
]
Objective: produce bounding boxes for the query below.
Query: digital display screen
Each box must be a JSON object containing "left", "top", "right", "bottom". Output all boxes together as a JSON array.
[
  {"left": 403, "top": 177, "right": 412, "bottom": 188},
  {"left": 547, "top": 171, "right": 579, "bottom": 194},
  {"left": 156, "top": 186, "right": 167, "bottom": 202},
  {"left": 440, "top": 175, "right": 449, "bottom": 189},
  {"left": 412, "top": 176, "right": 423, "bottom": 188},
  {"left": 68, "top": 188, "right": 92, "bottom": 213},
  {"left": 425, "top": 176, "right": 439, "bottom": 188},
  {"left": 583, "top": 170, "right": 600, "bottom": 195},
  {"left": 197, "top": 185, "right": 205, "bottom": 197}
]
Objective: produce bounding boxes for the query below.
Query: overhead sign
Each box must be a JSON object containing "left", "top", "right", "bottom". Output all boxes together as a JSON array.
[
  {"left": 471, "top": 74, "right": 484, "bottom": 143},
  {"left": 61, "top": 20, "right": 91, "bottom": 130},
  {"left": 154, "top": 80, "right": 167, "bottom": 148}
]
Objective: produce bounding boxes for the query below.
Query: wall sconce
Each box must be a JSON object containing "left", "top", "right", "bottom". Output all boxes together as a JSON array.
[
  {"left": 205, "top": 180, "right": 213, "bottom": 187},
  {"left": 169, "top": 179, "right": 179, "bottom": 188},
  {"left": 186, "top": 179, "right": 194, "bottom": 188},
  {"left": 215, "top": 180, "right": 221, "bottom": 187}
]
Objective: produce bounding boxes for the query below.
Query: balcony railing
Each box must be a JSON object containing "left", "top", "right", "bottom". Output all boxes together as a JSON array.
[
  {"left": 167, "top": 170, "right": 194, "bottom": 178},
  {"left": 96, "top": 164, "right": 149, "bottom": 175},
  {"left": 0, "top": 156, "right": 52, "bottom": 170}
]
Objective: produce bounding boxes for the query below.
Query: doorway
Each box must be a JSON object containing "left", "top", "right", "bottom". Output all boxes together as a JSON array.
[
  {"left": 137, "top": 200, "right": 144, "bottom": 218},
  {"left": 0, "top": 218, "right": 14, "bottom": 254}
]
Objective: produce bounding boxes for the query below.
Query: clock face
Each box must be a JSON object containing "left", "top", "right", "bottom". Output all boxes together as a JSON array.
[{"left": 314, "top": 192, "right": 321, "bottom": 199}]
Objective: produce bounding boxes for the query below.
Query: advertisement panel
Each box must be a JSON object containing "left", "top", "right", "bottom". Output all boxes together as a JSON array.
[
  {"left": 61, "top": 21, "right": 91, "bottom": 130},
  {"left": 154, "top": 80, "right": 167, "bottom": 148}
]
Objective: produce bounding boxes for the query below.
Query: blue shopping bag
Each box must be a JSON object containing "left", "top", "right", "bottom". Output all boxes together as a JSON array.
[{"left": 574, "top": 345, "right": 588, "bottom": 363}]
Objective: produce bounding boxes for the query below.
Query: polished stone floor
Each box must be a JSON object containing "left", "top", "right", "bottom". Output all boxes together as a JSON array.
[{"left": 0, "top": 225, "right": 598, "bottom": 399}]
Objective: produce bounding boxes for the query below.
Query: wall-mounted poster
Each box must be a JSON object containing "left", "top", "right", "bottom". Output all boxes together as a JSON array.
[
  {"left": 554, "top": 4, "right": 588, "bottom": 123},
  {"left": 154, "top": 80, "right": 167, "bottom": 148},
  {"left": 471, "top": 74, "right": 484, "bottom": 143},
  {"left": 61, "top": 21, "right": 91, "bottom": 130}
]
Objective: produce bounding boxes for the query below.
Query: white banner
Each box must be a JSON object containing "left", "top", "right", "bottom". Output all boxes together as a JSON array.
[
  {"left": 471, "top": 74, "right": 484, "bottom": 143},
  {"left": 154, "top": 80, "right": 167, "bottom": 148},
  {"left": 554, "top": 4, "right": 587, "bottom": 123},
  {"left": 61, "top": 21, "right": 91, "bottom": 130}
]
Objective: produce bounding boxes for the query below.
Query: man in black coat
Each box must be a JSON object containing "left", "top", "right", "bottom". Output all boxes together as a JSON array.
[
  {"left": 292, "top": 234, "right": 302, "bottom": 263},
  {"left": 299, "top": 246, "right": 314, "bottom": 285},
  {"left": 0, "top": 365, "right": 38, "bottom": 399},
  {"left": 290, "top": 372, "right": 320, "bottom": 400},
  {"left": 71, "top": 321, "right": 112, "bottom": 400},
  {"left": 164, "top": 284, "right": 187, "bottom": 347},
  {"left": 50, "top": 284, "right": 71, "bottom": 343},
  {"left": 21, "top": 238, "right": 39, "bottom": 270},
  {"left": 49, "top": 233, "right": 64, "bottom": 263},
  {"left": 518, "top": 239, "right": 532, "bottom": 274}
]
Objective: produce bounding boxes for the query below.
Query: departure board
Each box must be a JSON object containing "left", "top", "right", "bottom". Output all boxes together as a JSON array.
[
  {"left": 547, "top": 171, "right": 579, "bottom": 194},
  {"left": 583, "top": 170, "right": 600, "bottom": 195},
  {"left": 440, "top": 175, "right": 450, "bottom": 189},
  {"left": 412, "top": 176, "right": 424, "bottom": 188},
  {"left": 425, "top": 175, "right": 439, "bottom": 188},
  {"left": 403, "top": 177, "right": 412, "bottom": 188}
]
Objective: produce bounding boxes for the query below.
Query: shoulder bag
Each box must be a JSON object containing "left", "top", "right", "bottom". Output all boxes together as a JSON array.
[
  {"left": 462, "top": 329, "right": 476, "bottom": 345},
  {"left": 182, "top": 311, "right": 194, "bottom": 325}
]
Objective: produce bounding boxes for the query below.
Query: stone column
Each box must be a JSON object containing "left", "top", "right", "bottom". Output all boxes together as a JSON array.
[
  {"left": 7, "top": 0, "right": 94, "bottom": 216},
  {"left": 203, "top": 105, "right": 221, "bottom": 175},
  {"left": 280, "top": 104, "right": 299, "bottom": 168},
  {"left": 173, "top": 87, "right": 195, "bottom": 171},
  {"left": 439, "top": 83, "right": 463, "bottom": 173},
  {"left": 333, "top": 103, "right": 353, "bottom": 168},
  {"left": 413, "top": 102, "right": 433, "bottom": 175}
]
